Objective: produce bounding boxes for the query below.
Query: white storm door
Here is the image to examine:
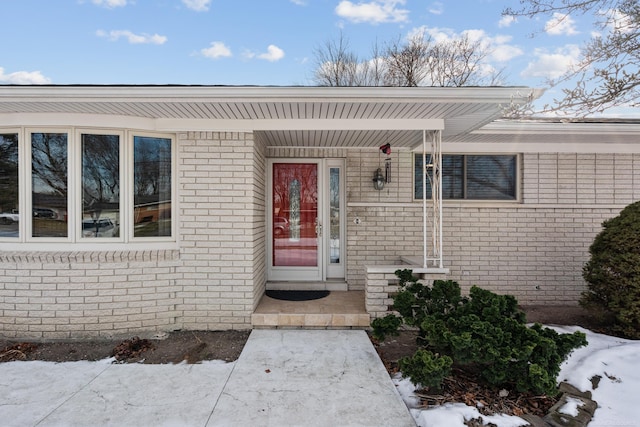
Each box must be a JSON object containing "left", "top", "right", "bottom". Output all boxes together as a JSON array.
[{"left": 268, "top": 160, "right": 322, "bottom": 282}]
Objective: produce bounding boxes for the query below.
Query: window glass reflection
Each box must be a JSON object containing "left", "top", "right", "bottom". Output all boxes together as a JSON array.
[
  {"left": 467, "top": 155, "right": 516, "bottom": 200},
  {"left": 329, "top": 167, "right": 340, "bottom": 264},
  {"left": 272, "top": 163, "right": 318, "bottom": 267},
  {"left": 414, "top": 154, "right": 515, "bottom": 200},
  {"left": 82, "top": 134, "right": 120, "bottom": 238},
  {"left": 31, "top": 133, "right": 68, "bottom": 237},
  {"left": 133, "top": 136, "right": 172, "bottom": 237},
  {"left": 0, "top": 133, "right": 19, "bottom": 238}
]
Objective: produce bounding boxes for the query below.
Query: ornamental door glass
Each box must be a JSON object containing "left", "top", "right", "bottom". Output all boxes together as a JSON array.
[{"left": 272, "top": 163, "right": 318, "bottom": 266}]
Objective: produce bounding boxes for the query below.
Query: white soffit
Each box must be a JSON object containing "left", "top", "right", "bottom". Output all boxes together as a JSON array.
[
  {"left": 0, "top": 85, "right": 540, "bottom": 148},
  {"left": 448, "top": 119, "right": 640, "bottom": 151}
]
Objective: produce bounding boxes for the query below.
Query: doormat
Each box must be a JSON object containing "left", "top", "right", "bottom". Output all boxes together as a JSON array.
[{"left": 265, "top": 290, "right": 330, "bottom": 301}]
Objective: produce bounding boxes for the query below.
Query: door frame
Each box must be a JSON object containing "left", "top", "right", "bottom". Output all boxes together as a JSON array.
[{"left": 266, "top": 158, "right": 346, "bottom": 283}]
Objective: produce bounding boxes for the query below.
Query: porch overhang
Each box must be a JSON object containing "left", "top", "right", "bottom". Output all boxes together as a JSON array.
[{"left": 0, "top": 85, "right": 542, "bottom": 149}]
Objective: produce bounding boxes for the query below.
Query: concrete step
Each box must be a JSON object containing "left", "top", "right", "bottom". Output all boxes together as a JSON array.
[{"left": 252, "top": 290, "right": 370, "bottom": 328}]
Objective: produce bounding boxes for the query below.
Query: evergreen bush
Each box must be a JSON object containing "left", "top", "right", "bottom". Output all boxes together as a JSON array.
[
  {"left": 373, "top": 270, "right": 587, "bottom": 395},
  {"left": 581, "top": 200, "right": 640, "bottom": 339}
]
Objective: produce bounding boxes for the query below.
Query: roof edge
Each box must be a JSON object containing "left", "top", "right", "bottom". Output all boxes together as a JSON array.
[{"left": 0, "top": 85, "right": 543, "bottom": 103}]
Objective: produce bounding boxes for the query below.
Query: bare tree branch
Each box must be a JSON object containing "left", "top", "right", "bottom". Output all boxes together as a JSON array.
[{"left": 504, "top": 0, "right": 640, "bottom": 116}]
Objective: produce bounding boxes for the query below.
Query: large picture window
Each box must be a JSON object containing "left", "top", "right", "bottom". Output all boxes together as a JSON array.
[
  {"left": 0, "top": 128, "right": 174, "bottom": 245},
  {"left": 415, "top": 154, "right": 517, "bottom": 200}
]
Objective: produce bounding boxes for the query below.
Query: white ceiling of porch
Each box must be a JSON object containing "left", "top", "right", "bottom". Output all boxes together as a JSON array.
[{"left": 0, "top": 86, "right": 540, "bottom": 149}]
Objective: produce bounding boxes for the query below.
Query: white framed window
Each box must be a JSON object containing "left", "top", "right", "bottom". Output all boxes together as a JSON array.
[
  {"left": 414, "top": 153, "right": 519, "bottom": 201},
  {"left": 0, "top": 131, "right": 20, "bottom": 239},
  {"left": 0, "top": 127, "right": 175, "bottom": 247},
  {"left": 130, "top": 134, "right": 175, "bottom": 241},
  {"left": 29, "top": 130, "right": 70, "bottom": 241},
  {"left": 78, "top": 130, "right": 124, "bottom": 242}
]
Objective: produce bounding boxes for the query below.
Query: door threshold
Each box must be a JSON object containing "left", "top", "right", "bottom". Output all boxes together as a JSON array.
[{"left": 266, "top": 281, "right": 348, "bottom": 291}]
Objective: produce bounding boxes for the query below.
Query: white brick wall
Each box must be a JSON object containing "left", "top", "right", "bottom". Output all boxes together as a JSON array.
[
  {"left": 346, "top": 150, "right": 635, "bottom": 305},
  {"left": 1, "top": 133, "right": 637, "bottom": 338},
  {"left": 0, "top": 131, "right": 266, "bottom": 339},
  {"left": 178, "top": 131, "right": 265, "bottom": 332},
  {"left": 0, "top": 251, "right": 180, "bottom": 339}
]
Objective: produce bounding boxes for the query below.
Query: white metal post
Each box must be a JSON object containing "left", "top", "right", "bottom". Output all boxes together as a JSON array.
[
  {"left": 422, "top": 130, "right": 443, "bottom": 269},
  {"left": 422, "top": 130, "right": 427, "bottom": 268}
]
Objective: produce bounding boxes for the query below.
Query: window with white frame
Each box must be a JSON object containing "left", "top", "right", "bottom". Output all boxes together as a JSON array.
[
  {"left": 414, "top": 154, "right": 518, "bottom": 200},
  {"left": 0, "top": 133, "right": 19, "bottom": 238},
  {"left": 1, "top": 128, "right": 174, "bottom": 243}
]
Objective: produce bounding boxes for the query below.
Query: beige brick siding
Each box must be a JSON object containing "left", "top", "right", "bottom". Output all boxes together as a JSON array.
[
  {"left": 0, "top": 251, "right": 181, "bottom": 339},
  {"left": 178, "top": 131, "right": 264, "bottom": 332},
  {"left": 2, "top": 132, "right": 638, "bottom": 339},
  {"left": 0, "top": 131, "right": 265, "bottom": 339},
  {"left": 347, "top": 150, "right": 637, "bottom": 305}
]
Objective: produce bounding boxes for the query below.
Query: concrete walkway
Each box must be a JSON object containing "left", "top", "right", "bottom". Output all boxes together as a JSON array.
[{"left": 0, "top": 330, "right": 416, "bottom": 427}]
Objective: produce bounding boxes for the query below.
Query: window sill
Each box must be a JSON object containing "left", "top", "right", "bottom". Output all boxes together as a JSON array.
[{"left": 0, "top": 244, "right": 179, "bottom": 263}]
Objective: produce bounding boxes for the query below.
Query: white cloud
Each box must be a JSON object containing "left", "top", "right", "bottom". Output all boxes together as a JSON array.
[
  {"left": 520, "top": 45, "right": 581, "bottom": 79},
  {"left": 408, "top": 25, "right": 451, "bottom": 43},
  {"left": 96, "top": 30, "right": 167, "bottom": 45},
  {"left": 410, "top": 26, "right": 522, "bottom": 59},
  {"left": 335, "top": 0, "right": 409, "bottom": 24},
  {"left": 407, "top": 26, "right": 523, "bottom": 65},
  {"left": 258, "top": 45, "right": 285, "bottom": 62},
  {"left": 428, "top": 2, "right": 443, "bottom": 15},
  {"left": 602, "top": 8, "right": 635, "bottom": 34},
  {"left": 91, "top": 0, "right": 127, "bottom": 8},
  {"left": 491, "top": 44, "right": 524, "bottom": 62},
  {"left": 0, "top": 67, "right": 51, "bottom": 84},
  {"left": 182, "top": 0, "right": 211, "bottom": 12},
  {"left": 290, "top": 0, "right": 307, "bottom": 5},
  {"left": 201, "top": 41, "right": 232, "bottom": 59},
  {"left": 545, "top": 12, "right": 579, "bottom": 36},
  {"left": 499, "top": 15, "right": 516, "bottom": 28},
  {"left": 243, "top": 45, "right": 286, "bottom": 62}
]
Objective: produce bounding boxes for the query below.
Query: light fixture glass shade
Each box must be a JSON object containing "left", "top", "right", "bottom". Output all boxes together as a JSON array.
[{"left": 373, "top": 167, "right": 385, "bottom": 190}]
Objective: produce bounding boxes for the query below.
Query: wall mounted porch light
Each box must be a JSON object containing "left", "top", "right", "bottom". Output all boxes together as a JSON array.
[
  {"left": 372, "top": 167, "right": 385, "bottom": 190},
  {"left": 373, "top": 142, "right": 391, "bottom": 191}
]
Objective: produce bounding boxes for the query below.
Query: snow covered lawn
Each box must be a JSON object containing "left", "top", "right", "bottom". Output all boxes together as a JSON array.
[{"left": 395, "top": 326, "right": 640, "bottom": 426}]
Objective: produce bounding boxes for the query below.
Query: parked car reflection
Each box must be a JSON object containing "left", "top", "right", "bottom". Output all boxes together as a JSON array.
[
  {"left": 82, "top": 218, "right": 118, "bottom": 238},
  {"left": 0, "top": 211, "right": 19, "bottom": 224},
  {"left": 33, "top": 207, "right": 57, "bottom": 219},
  {"left": 274, "top": 216, "right": 289, "bottom": 237}
]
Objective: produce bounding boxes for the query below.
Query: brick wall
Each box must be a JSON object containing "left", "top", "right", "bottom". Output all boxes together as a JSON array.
[
  {"left": 0, "top": 131, "right": 264, "bottom": 339},
  {"left": 178, "top": 131, "right": 264, "bottom": 331},
  {"left": 347, "top": 150, "right": 639, "bottom": 304},
  {"left": 0, "top": 251, "right": 181, "bottom": 339}
]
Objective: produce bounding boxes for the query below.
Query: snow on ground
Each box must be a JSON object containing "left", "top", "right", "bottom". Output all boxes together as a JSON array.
[
  {"left": 0, "top": 326, "right": 638, "bottom": 426},
  {"left": 395, "top": 326, "right": 640, "bottom": 427}
]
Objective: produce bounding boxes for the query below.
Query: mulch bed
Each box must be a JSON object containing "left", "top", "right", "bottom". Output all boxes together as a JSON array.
[
  {"left": 0, "top": 330, "right": 250, "bottom": 364},
  {"left": 0, "top": 342, "right": 39, "bottom": 362},
  {"left": 371, "top": 330, "right": 559, "bottom": 417},
  {"left": 370, "top": 304, "right": 616, "bottom": 422},
  {"left": 370, "top": 329, "right": 559, "bottom": 420}
]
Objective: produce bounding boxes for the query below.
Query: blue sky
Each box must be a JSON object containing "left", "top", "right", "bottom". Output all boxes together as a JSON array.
[{"left": 0, "top": 0, "right": 624, "bottom": 113}]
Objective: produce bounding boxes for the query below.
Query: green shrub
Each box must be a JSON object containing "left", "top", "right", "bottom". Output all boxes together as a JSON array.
[
  {"left": 398, "top": 349, "right": 452, "bottom": 391},
  {"left": 371, "top": 314, "right": 402, "bottom": 341},
  {"left": 374, "top": 270, "right": 587, "bottom": 395},
  {"left": 581, "top": 200, "right": 640, "bottom": 339}
]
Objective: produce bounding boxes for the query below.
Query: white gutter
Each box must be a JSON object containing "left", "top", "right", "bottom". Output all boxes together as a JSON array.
[{"left": 0, "top": 85, "right": 543, "bottom": 104}]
